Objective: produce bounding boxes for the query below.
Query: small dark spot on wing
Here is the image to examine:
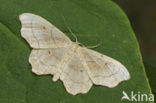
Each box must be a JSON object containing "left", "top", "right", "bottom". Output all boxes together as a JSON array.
[
  {"left": 105, "top": 63, "right": 108, "bottom": 65},
  {"left": 43, "top": 26, "right": 46, "bottom": 29},
  {"left": 48, "top": 51, "right": 51, "bottom": 54},
  {"left": 80, "top": 70, "right": 83, "bottom": 72}
]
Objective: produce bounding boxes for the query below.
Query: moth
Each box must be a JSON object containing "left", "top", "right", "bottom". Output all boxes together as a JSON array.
[{"left": 19, "top": 13, "right": 130, "bottom": 95}]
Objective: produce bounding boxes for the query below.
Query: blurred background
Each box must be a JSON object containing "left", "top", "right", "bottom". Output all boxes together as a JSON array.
[{"left": 113, "top": 0, "right": 156, "bottom": 99}]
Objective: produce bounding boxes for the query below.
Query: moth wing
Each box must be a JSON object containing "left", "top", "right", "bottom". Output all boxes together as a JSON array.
[
  {"left": 60, "top": 51, "right": 93, "bottom": 95},
  {"left": 19, "top": 13, "right": 71, "bottom": 48},
  {"left": 81, "top": 47, "right": 130, "bottom": 88},
  {"left": 29, "top": 47, "right": 69, "bottom": 82}
]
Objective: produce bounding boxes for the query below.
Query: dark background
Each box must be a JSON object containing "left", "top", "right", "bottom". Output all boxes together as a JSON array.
[{"left": 113, "top": 0, "right": 156, "bottom": 99}]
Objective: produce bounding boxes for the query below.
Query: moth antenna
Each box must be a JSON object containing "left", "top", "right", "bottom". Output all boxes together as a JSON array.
[
  {"left": 79, "top": 42, "right": 85, "bottom": 47},
  {"left": 62, "top": 15, "right": 78, "bottom": 43},
  {"left": 86, "top": 43, "right": 101, "bottom": 49},
  {"left": 86, "top": 36, "right": 102, "bottom": 48}
]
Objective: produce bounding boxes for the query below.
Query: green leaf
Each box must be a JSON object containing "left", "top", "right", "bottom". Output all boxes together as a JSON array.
[
  {"left": 144, "top": 62, "right": 156, "bottom": 102},
  {"left": 143, "top": 55, "right": 156, "bottom": 102},
  {"left": 0, "top": 0, "right": 153, "bottom": 103}
]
